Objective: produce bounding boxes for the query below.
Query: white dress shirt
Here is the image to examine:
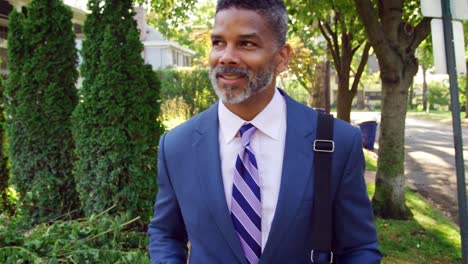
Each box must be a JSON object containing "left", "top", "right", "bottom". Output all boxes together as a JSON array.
[{"left": 218, "top": 88, "right": 287, "bottom": 250}]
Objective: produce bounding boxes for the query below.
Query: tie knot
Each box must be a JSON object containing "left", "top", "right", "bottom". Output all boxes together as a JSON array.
[{"left": 239, "top": 123, "right": 256, "bottom": 146}]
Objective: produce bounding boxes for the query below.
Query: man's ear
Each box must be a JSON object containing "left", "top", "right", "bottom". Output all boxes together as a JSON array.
[{"left": 275, "top": 43, "right": 291, "bottom": 74}]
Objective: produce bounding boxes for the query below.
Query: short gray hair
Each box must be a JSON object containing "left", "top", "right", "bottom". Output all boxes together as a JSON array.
[{"left": 215, "top": 0, "right": 288, "bottom": 47}]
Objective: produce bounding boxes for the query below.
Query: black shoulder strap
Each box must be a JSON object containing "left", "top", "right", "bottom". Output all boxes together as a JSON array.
[{"left": 311, "top": 112, "right": 335, "bottom": 264}]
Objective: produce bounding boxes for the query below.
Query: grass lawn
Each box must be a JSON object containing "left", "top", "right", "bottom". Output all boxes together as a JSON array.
[
  {"left": 364, "top": 149, "right": 378, "bottom": 171},
  {"left": 407, "top": 110, "right": 468, "bottom": 126},
  {"left": 369, "top": 185, "right": 462, "bottom": 263},
  {"left": 364, "top": 150, "right": 462, "bottom": 263}
]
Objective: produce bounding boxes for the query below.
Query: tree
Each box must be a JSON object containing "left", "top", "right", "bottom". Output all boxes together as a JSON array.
[
  {"left": 287, "top": 37, "right": 327, "bottom": 108},
  {"left": 287, "top": 0, "right": 371, "bottom": 122},
  {"left": 427, "top": 80, "right": 450, "bottom": 110},
  {"left": 0, "top": 75, "right": 10, "bottom": 214},
  {"left": 4, "top": 10, "right": 25, "bottom": 218},
  {"left": 146, "top": 0, "right": 214, "bottom": 66},
  {"left": 354, "top": 0, "right": 431, "bottom": 219},
  {"left": 5, "top": 0, "right": 79, "bottom": 224},
  {"left": 73, "top": 0, "right": 160, "bottom": 222},
  {"left": 416, "top": 39, "right": 433, "bottom": 111},
  {"left": 71, "top": 0, "right": 104, "bottom": 216}
]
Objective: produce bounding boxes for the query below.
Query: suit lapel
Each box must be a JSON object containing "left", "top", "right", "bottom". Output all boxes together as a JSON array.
[
  {"left": 260, "top": 93, "right": 317, "bottom": 263},
  {"left": 194, "top": 104, "right": 247, "bottom": 264}
]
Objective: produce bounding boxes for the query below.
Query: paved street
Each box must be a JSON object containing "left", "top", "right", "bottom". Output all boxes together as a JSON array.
[
  {"left": 351, "top": 112, "right": 468, "bottom": 224},
  {"left": 405, "top": 116, "right": 468, "bottom": 223}
]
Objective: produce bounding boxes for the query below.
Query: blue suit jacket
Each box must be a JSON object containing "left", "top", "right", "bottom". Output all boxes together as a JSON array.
[{"left": 148, "top": 91, "right": 381, "bottom": 263}]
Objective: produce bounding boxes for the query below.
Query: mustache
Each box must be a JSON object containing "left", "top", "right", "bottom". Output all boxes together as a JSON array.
[{"left": 211, "top": 67, "right": 250, "bottom": 78}]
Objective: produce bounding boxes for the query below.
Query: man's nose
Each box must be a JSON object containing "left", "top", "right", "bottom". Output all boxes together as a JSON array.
[{"left": 219, "top": 45, "right": 239, "bottom": 65}]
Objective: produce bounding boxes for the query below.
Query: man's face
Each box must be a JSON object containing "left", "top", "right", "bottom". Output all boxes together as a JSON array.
[{"left": 209, "top": 8, "right": 284, "bottom": 104}]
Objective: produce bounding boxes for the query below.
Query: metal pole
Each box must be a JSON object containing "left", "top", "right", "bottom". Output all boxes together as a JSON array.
[{"left": 441, "top": 1, "right": 468, "bottom": 263}]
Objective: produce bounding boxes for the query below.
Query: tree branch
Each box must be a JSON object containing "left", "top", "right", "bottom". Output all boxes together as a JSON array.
[
  {"left": 354, "top": 0, "right": 395, "bottom": 71},
  {"left": 319, "top": 20, "right": 341, "bottom": 70},
  {"left": 410, "top": 17, "right": 432, "bottom": 52},
  {"left": 351, "top": 42, "right": 371, "bottom": 94}
]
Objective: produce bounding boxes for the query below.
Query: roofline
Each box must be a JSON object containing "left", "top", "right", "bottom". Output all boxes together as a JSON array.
[{"left": 143, "top": 40, "right": 196, "bottom": 56}]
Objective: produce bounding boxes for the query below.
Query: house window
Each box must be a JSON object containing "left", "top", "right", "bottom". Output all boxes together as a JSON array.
[{"left": 0, "top": 0, "right": 13, "bottom": 19}]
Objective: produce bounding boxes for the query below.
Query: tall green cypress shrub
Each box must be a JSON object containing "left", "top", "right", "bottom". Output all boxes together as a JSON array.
[
  {"left": 5, "top": 10, "right": 27, "bottom": 217},
  {"left": 0, "top": 75, "right": 10, "bottom": 214},
  {"left": 7, "top": 1, "right": 79, "bottom": 224},
  {"left": 73, "top": 0, "right": 160, "bottom": 222},
  {"left": 72, "top": 0, "right": 104, "bottom": 216}
]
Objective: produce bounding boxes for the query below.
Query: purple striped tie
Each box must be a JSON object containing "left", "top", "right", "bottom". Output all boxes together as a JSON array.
[{"left": 231, "top": 123, "right": 261, "bottom": 264}]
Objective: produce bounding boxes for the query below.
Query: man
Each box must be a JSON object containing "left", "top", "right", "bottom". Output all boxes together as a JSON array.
[{"left": 148, "top": 0, "right": 381, "bottom": 263}]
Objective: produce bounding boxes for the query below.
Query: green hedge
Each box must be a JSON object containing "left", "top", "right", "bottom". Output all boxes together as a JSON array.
[
  {"left": 156, "top": 67, "right": 217, "bottom": 129},
  {"left": 5, "top": 0, "right": 79, "bottom": 225},
  {"left": 72, "top": 0, "right": 161, "bottom": 223},
  {"left": 157, "top": 67, "right": 217, "bottom": 116},
  {"left": 0, "top": 76, "right": 10, "bottom": 214}
]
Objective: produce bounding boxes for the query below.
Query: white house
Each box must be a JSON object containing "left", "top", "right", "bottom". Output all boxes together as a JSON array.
[{"left": 134, "top": 7, "right": 196, "bottom": 69}]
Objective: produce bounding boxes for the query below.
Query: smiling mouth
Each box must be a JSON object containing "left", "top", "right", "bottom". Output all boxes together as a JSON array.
[{"left": 219, "top": 74, "right": 244, "bottom": 80}]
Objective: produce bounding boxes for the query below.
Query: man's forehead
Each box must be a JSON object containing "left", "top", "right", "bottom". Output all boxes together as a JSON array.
[{"left": 211, "top": 8, "right": 269, "bottom": 35}]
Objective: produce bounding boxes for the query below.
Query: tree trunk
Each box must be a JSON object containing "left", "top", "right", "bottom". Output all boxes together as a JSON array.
[
  {"left": 354, "top": 0, "right": 431, "bottom": 219},
  {"left": 336, "top": 77, "right": 354, "bottom": 122},
  {"left": 422, "top": 65, "right": 428, "bottom": 111},
  {"left": 311, "top": 62, "right": 327, "bottom": 109},
  {"left": 324, "top": 60, "right": 331, "bottom": 113},
  {"left": 372, "top": 73, "right": 413, "bottom": 219},
  {"left": 336, "top": 50, "right": 354, "bottom": 123}
]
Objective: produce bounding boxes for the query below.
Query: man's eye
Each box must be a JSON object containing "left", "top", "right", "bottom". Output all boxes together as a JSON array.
[
  {"left": 241, "top": 41, "right": 256, "bottom": 47},
  {"left": 212, "top": 40, "right": 224, "bottom": 46}
]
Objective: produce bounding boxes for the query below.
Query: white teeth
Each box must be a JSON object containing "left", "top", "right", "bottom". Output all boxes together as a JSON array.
[{"left": 222, "top": 75, "right": 240, "bottom": 80}]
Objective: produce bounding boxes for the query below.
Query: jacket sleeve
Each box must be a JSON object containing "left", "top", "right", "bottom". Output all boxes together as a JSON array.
[
  {"left": 333, "top": 128, "right": 382, "bottom": 263},
  {"left": 147, "top": 133, "right": 188, "bottom": 264}
]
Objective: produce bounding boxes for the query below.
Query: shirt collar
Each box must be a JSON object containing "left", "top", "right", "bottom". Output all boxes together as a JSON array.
[{"left": 218, "top": 88, "right": 286, "bottom": 144}]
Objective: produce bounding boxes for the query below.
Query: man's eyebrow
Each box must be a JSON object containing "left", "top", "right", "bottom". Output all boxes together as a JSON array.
[
  {"left": 211, "top": 34, "right": 222, "bottom": 40},
  {"left": 210, "top": 33, "right": 260, "bottom": 39},
  {"left": 238, "top": 33, "right": 259, "bottom": 39}
]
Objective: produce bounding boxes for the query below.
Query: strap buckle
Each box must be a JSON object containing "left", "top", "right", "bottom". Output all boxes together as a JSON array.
[
  {"left": 311, "top": 250, "right": 334, "bottom": 263},
  {"left": 313, "top": 140, "right": 335, "bottom": 153}
]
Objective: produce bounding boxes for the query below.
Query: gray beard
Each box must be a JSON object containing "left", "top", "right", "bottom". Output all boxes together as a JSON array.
[{"left": 209, "top": 66, "right": 274, "bottom": 104}]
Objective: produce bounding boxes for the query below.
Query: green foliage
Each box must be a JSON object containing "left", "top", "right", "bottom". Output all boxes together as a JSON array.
[
  {"left": 364, "top": 150, "right": 377, "bottom": 171},
  {"left": 0, "top": 211, "right": 149, "bottom": 263},
  {"left": 143, "top": 0, "right": 198, "bottom": 38},
  {"left": 4, "top": 11, "right": 25, "bottom": 218},
  {"left": 147, "top": 0, "right": 215, "bottom": 66},
  {"left": 417, "top": 39, "right": 433, "bottom": 69},
  {"left": 286, "top": 0, "right": 371, "bottom": 121},
  {"left": 0, "top": 76, "right": 10, "bottom": 215},
  {"left": 157, "top": 67, "right": 216, "bottom": 122},
  {"left": 79, "top": 0, "right": 104, "bottom": 89},
  {"left": 281, "top": 77, "right": 310, "bottom": 105},
  {"left": 73, "top": 0, "right": 161, "bottom": 223},
  {"left": 5, "top": 0, "right": 79, "bottom": 225},
  {"left": 428, "top": 80, "right": 450, "bottom": 110}
]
